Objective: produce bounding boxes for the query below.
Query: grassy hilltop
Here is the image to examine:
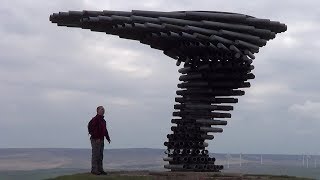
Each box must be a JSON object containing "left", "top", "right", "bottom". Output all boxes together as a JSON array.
[{"left": 46, "top": 171, "right": 314, "bottom": 180}]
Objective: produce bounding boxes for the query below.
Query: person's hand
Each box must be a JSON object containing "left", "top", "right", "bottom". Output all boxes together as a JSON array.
[{"left": 108, "top": 140, "right": 111, "bottom": 144}]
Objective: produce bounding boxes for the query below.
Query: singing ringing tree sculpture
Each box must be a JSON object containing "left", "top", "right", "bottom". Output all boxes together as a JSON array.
[{"left": 50, "top": 10, "right": 287, "bottom": 172}]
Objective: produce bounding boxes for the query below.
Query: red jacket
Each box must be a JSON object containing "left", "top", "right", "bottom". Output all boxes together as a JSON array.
[{"left": 88, "top": 115, "right": 110, "bottom": 141}]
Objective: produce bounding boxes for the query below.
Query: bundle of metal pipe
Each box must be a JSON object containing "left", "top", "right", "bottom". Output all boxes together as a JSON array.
[{"left": 49, "top": 10, "right": 286, "bottom": 172}]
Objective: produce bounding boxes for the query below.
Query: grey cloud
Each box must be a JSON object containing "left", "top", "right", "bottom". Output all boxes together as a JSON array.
[{"left": 0, "top": 0, "right": 319, "bottom": 154}]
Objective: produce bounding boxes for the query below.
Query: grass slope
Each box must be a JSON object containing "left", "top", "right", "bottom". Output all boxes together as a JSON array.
[{"left": 46, "top": 171, "right": 314, "bottom": 180}]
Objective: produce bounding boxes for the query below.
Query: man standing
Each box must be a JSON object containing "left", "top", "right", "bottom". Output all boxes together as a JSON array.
[{"left": 88, "top": 106, "right": 111, "bottom": 175}]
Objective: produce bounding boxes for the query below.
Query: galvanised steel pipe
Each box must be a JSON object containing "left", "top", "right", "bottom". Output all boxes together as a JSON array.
[
  {"left": 196, "top": 119, "right": 228, "bottom": 126},
  {"left": 50, "top": 9, "right": 287, "bottom": 172}
]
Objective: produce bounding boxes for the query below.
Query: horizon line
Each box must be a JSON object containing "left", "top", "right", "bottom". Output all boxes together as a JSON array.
[{"left": 0, "top": 147, "right": 317, "bottom": 156}]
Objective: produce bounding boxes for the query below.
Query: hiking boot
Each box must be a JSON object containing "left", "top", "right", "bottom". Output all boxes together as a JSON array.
[
  {"left": 91, "top": 171, "right": 101, "bottom": 175},
  {"left": 100, "top": 171, "right": 108, "bottom": 175}
]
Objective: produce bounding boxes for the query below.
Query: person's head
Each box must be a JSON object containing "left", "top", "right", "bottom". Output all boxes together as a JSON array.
[{"left": 96, "top": 106, "right": 105, "bottom": 116}]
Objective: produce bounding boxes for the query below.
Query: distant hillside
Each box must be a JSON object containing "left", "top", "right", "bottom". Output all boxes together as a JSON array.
[
  {"left": 0, "top": 148, "right": 319, "bottom": 179},
  {"left": 1, "top": 148, "right": 315, "bottom": 171},
  {"left": 0, "top": 148, "right": 165, "bottom": 171}
]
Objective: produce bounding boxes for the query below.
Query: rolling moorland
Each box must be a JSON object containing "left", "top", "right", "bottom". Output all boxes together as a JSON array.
[{"left": 0, "top": 148, "right": 319, "bottom": 180}]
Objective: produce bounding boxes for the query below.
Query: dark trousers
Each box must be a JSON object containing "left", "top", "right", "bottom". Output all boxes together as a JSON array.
[{"left": 90, "top": 138, "right": 104, "bottom": 172}]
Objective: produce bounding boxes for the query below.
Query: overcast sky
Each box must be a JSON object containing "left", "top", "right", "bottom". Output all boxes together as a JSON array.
[{"left": 0, "top": 0, "right": 319, "bottom": 155}]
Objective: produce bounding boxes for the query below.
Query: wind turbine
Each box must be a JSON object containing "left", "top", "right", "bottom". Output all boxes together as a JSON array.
[
  {"left": 225, "top": 153, "right": 232, "bottom": 168},
  {"left": 306, "top": 154, "right": 311, "bottom": 168},
  {"left": 315, "top": 152, "right": 320, "bottom": 169}
]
